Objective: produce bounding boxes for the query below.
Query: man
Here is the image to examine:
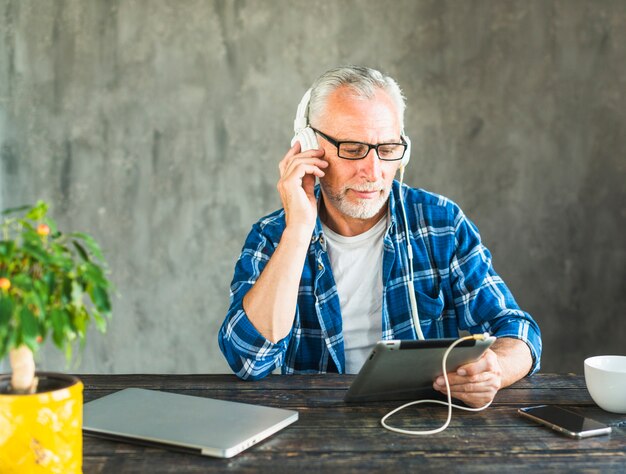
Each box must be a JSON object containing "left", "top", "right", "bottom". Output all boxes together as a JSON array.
[{"left": 218, "top": 66, "right": 541, "bottom": 408}]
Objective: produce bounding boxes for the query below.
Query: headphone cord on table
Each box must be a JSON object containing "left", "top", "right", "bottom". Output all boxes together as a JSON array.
[{"left": 381, "top": 334, "right": 494, "bottom": 435}]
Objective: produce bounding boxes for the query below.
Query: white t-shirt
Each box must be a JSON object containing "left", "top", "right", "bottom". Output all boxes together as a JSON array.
[{"left": 321, "top": 216, "right": 387, "bottom": 374}]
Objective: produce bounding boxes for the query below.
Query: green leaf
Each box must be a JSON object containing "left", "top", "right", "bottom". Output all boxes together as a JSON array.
[
  {"left": 71, "top": 280, "right": 83, "bottom": 310},
  {"left": 0, "top": 240, "right": 16, "bottom": 259},
  {"left": 43, "top": 272, "right": 56, "bottom": 297},
  {"left": 33, "top": 279, "right": 48, "bottom": 302},
  {"left": 0, "top": 297, "right": 15, "bottom": 327},
  {"left": 70, "top": 306, "right": 88, "bottom": 338},
  {"left": 25, "top": 290, "right": 46, "bottom": 321},
  {"left": 43, "top": 217, "right": 59, "bottom": 236},
  {"left": 20, "top": 306, "right": 39, "bottom": 348},
  {"left": 19, "top": 221, "right": 35, "bottom": 233},
  {"left": 72, "top": 241, "right": 90, "bottom": 262},
  {"left": 64, "top": 341, "right": 72, "bottom": 362},
  {"left": 22, "top": 242, "right": 50, "bottom": 264},
  {"left": 7, "top": 325, "right": 19, "bottom": 351},
  {"left": 91, "top": 285, "right": 112, "bottom": 313},
  {"left": 25, "top": 201, "right": 49, "bottom": 221},
  {"left": 50, "top": 308, "right": 69, "bottom": 348},
  {"left": 12, "top": 274, "right": 33, "bottom": 291},
  {"left": 49, "top": 253, "right": 73, "bottom": 271},
  {"left": 0, "top": 332, "right": 9, "bottom": 359},
  {"left": 50, "top": 241, "right": 72, "bottom": 255},
  {"left": 1, "top": 204, "right": 31, "bottom": 216},
  {"left": 61, "top": 277, "right": 72, "bottom": 305},
  {"left": 91, "top": 308, "right": 107, "bottom": 332},
  {"left": 70, "top": 232, "right": 104, "bottom": 261},
  {"left": 83, "top": 262, "right": 108, "bottom": 287}
]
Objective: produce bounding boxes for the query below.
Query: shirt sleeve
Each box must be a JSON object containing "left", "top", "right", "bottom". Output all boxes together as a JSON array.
[
  {"left": 449, "top": 210, "right": 542, "bottom": 375},
  {"left": 217, "top": 222, "right": 292, "bottom": 380}
]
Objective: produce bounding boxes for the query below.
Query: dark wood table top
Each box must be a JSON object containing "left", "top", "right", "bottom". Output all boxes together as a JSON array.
[{"left": 81, "top": 373, "right": 626, "bottom": 473}]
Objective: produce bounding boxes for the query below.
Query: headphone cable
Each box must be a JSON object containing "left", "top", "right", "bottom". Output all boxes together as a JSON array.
[
  {"left": 381, "top": 334, "right": 494, "bottom": 435},
  {"left": 398, "top": 165, "right": 425, "bottom": 340}
]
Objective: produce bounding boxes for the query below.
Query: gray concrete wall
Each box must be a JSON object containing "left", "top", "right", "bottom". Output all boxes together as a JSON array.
[{"left": 1, "top": 0, "right": 624, "bottom": 375}]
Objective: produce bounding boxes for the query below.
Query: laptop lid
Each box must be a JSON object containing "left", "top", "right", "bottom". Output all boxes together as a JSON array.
[{"left": 83, "top": 388, "right": 298, "bottom": 458}]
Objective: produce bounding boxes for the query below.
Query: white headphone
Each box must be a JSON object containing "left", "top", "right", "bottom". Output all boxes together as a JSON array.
[
  {"left": 291, "top": 89, "right": 320, "bottom": 152},
  {"left": 291, "top": 87, "right": 423, "bottom": 340},
  {"left": 291, "top": 88, "right": 412, "bottom": 169}
]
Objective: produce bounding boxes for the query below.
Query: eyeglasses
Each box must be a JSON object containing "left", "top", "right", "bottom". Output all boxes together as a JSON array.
[{"left": 311, "top": 127, "right": 407, "bottom": 161}]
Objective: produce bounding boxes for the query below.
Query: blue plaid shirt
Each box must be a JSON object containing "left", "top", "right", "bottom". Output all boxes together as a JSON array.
[{"left": 218, "top": 181, "right": 542, "bottom": 380}]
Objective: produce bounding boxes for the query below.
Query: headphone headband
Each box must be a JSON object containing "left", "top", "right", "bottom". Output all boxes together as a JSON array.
[{"left": 293, "top": 88, "right": 312, "bottom": 134}]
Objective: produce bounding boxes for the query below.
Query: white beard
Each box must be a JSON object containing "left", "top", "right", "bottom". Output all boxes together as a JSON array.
[{"left": 320, "top": 180, "right": 391, "bottom": 220}]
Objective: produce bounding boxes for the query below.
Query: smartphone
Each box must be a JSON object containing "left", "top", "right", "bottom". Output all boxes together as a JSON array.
[{"left": 518, "top": 405, "right": 612, "bottom": 439}]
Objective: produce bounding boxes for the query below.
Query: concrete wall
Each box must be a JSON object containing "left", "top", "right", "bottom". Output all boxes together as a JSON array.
[{"left": 1, "top": 0, "right": 624, "bottom": 375}]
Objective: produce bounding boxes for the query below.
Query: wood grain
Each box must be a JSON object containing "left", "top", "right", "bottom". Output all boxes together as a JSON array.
[{"left": 79, "top": 374, "right": 626, "bottom": 473}]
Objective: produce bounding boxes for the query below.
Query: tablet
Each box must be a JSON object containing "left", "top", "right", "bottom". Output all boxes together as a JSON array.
[{"left": 344, "top": 337, "right": 496, "bottom": 402}]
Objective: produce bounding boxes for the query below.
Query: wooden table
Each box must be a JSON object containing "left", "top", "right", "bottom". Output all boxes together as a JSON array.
[{"left": 81, "top": 374, "right": 625, "bottom": 473}]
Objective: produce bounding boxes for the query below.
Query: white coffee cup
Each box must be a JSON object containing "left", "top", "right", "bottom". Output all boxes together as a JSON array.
[{"left": 584, "top": 355, "right": 626, "bottom": 414}]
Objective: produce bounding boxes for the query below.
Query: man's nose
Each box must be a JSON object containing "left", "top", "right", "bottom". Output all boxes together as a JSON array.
[{"left": 359, "top": 148, "right": 383, "bottom": 180}]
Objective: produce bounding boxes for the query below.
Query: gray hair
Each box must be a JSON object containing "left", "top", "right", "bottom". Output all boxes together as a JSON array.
[{"left": 308, "top": 66, "right": 406, "bottom": 130}]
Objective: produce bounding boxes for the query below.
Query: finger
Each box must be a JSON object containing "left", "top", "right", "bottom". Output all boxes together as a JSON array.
[
  {"left": 449, "top": 385, "right": 497, "bottom": 403},
  {"left": 456, "top": 349, "right": 500, "bottom": 377},
  {"left": 279, "top": 143, "right": 300, "bottom": 174},
  {"left": 446, "top": 390, "right": 496, "bottom": 408},
  {"left": 279, "top": 164, "right": 326, "bottom": 190},
  {"left": 292, "top": 149, "right": 326, "bottom": 164},
  {"left": 280, "top": 148, "right": 325, "bottom": 174},
  {"left": 433, "top": 375, "right": 496, "bottom": 394},
  {"left": 280, "top": 141, "right": 315, "bottom": 173},
  {"left": 297, "top": 164, "right": 326, "bottom": 179},
  {"left": 436, "top": 379, "right": 496, "bottom": 394},
  {"left": 288, "top": 140, "right": 301, "bottom": 157},
  {"left": 435, "top": 370, "right": 492, "bottom": 388},
  {"left": 456, "top": 356, "right": 490, "bottom": 378},
  {"left": 282, "top": 156, "right": 328, "bottom": 179},
  {"left": 433, "top": 382, "right": 497, "bottom": 410},
  {"left": 284, "top": 143, "right": 325, "bottom": 162}
]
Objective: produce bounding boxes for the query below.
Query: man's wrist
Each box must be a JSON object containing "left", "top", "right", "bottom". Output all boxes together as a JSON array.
[
  {"left": 491, "top": 337, "right": 533, "bottom": 387},
  {"left": 281, "top": 225, "right": 315, "bottom": 247}
]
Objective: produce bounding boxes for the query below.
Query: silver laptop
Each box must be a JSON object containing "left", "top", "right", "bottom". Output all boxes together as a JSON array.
[{"left": 83, "top": 388, "right": 298, "bottom": 458}]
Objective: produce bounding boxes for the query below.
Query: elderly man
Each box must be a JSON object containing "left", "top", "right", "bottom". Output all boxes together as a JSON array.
[{"left": 219, "top": 66, "right": 541, "bottom": 407}]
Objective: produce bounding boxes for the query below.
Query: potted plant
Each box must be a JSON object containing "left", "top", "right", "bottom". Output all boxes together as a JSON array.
[{"left": 0, "top": 200, "right": 112, "bottom": 472}]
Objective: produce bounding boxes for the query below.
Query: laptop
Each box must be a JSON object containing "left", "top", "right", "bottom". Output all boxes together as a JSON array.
[{"left": 83, "top": 388, "right": 298, "bottom": 458}]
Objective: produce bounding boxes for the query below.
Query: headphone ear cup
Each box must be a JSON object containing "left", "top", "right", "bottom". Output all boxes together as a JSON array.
[
  {"left": 291, "top": 127, "right": 319, "bottom": 152},
  {"left": 401, "top": 134, "right": 411, "bottom": 167}
]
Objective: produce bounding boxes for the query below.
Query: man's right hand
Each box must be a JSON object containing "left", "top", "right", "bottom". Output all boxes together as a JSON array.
[
  {"left": 243, "top": 142, "right": 328, "bottom": 343},
  {"left": 277, "top": 141, "right": 328, "bottom": 233}
]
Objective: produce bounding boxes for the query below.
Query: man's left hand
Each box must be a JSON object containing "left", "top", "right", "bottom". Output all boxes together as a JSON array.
[{"left": 432, "top": 348, "right": 503, "bottom": 408}]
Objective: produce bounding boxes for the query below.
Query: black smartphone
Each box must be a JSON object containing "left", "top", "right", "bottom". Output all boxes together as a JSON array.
[{"left": 518, "top": 405, "right": 612, "bottom": 439}]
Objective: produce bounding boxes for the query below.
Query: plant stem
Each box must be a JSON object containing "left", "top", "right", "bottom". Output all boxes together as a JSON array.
[{"left": 9, "top": 345, "right": 38, "bottom": 394}]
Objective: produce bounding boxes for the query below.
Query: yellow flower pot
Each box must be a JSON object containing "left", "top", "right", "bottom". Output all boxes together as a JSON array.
[{"left": 0, "top": 372, "right": 83, "bottom": 473}]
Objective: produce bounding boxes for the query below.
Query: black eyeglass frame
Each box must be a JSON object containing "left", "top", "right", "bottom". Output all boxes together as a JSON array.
[{"left": 310, "top": 127, "right": 407, "bottom": 161}]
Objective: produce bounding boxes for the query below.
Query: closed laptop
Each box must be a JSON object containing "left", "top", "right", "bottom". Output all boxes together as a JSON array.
[{"left": 83, "top": 388, "right": 298, "bottom": 458}]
